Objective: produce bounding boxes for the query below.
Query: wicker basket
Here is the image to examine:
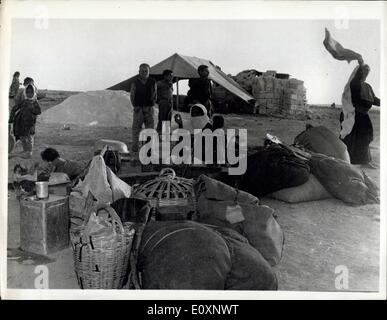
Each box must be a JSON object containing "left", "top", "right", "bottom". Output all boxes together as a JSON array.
[
  {"left": 132, "top": 168, "right": 196, "bottom": 220},
  {"left": 71, "top": 206, "right": 135, "bottom": 289}
]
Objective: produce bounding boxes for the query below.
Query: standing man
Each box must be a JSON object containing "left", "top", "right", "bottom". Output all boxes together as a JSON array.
[
  {"left": 187, "top": 65, "right": 214, "bottom": 117},
  {"left": 130, "top": 63, "right": 157, "bottom": 154},
  {"left": 156, "top": 69, "right": 174, "bottom": 133}
]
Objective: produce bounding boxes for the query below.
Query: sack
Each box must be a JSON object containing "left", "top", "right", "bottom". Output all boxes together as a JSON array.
[
  {"left": 241, "top": 144, "right": 310, "bottom": 197},
  {"left": 194, "top": 174, "right": 259, "bottom": 204},
  {"left": 211, "top": 226, "right": 278, "bottom": 290},
  {"left": 197, "top": 201, "right": 283, "bottom": 266},
  {"left": 310, "top": 153, "right": 379, "bottom": 205},
  {"left": 48, "top": 172, "right": 70, "bottom": 185},
  {"left": 195, "top": 175, "right": 284, "bottom": 266},
  {"left": 270, "top": 174, "right": 332, "bottom": 203},
  {"left": 294, "top": 125, "right": 350, "bottom": 162},
  {"left": 138, "top": 220, "right": 277, "bottom": 290}
]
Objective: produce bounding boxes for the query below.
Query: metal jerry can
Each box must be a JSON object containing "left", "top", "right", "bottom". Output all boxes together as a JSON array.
[{"left": 20, "top": 195, "right": 69, "bottom": 256}]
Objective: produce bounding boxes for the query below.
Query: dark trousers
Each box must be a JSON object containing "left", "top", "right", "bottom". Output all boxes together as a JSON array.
[
  {"left": 156, "top": 100, "right": 172, "bottom": 133},
  {"left": 132, "top": 106, "right": 155, "bottom": 153}
]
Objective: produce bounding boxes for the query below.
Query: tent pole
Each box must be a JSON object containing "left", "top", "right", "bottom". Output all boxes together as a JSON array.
[{"left": 176, "top": 78, "right": 179, "bottom": 112}]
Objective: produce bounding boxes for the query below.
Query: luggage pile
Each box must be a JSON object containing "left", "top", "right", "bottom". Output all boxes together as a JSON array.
[
  {"left": 257, "top": 128, "right": 380, "bottom": 205},
  {"left": 69, "top": 149, "right": 284, "bottom": 290}
]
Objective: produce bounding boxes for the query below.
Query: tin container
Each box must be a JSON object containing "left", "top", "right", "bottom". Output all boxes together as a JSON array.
[
  {"left": 35, "top": 181, "right": 49, "bottom": 199},
  {"left": 20, "top": 194, "right": 69, "bottom": 255}
]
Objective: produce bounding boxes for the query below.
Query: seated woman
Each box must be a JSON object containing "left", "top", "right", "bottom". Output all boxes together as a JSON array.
[
  {"left": 173, "top": 104, "right": 227, "bottom": 164},
  {"left": 174, "top": 103, "right": 224, "bottom": 131},
  {"left": 40, "top": 147, "right": 84, "bottom": 180}
]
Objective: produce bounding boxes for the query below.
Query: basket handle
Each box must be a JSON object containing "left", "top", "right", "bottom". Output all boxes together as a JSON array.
[
  {"left": 159, "top": 168, "right": 176, "bottom": 179},
  {"left": 97, "top": 206, "right": 125, "bottom": 235}
]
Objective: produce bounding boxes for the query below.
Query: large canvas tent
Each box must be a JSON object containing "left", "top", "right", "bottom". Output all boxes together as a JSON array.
[{"left": 107, "top": 53, "right": 255, "bottom": 110}]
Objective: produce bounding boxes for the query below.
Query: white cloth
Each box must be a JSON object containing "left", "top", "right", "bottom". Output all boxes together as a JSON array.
[
  {"left": 73, "top": 155, "right": 131, "bottom": 204},
  {"left": 190, "top": 104, "right": 210, "bottom": 131},
  {"left": 323, "top": 28, "right": 362, "bottom": 63},
  {"left": 340, "top": 65, "right": 359, "bottom": 139}
]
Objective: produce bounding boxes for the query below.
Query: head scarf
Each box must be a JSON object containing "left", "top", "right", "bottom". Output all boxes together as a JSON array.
[
  {"left": 190, "top": 104, "right": 210, "bottom": 130},
  {"left": 22, "top": 84, "right": 37, "bottom": 101}
]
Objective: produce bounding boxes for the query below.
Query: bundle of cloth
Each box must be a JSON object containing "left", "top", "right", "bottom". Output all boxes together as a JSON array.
[
  {"left": 70, "top": 153, "right": 131, "bottom": 223},
  {"left": 240, "top": 143, "right": 311, "bottom": 197}
]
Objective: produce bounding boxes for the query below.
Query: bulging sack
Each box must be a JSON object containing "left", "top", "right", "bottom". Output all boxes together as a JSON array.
[
  {"left": 270, "top": 174, "right": 332, "bottom": 203},
  {"left": 195, "top": 175, "right": 284, "bottom": 266},
  {"left": 310, "top": 153, "right": 379, "bottom": 205},
  {"left": 294, "top": 125, "right": 350, "bottom": 162},
  {"left": 138, "top": 220, "right": 277, "bottom": 290}
]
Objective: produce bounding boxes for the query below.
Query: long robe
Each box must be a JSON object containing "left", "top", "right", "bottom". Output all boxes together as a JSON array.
[{"left": 340, "top": 68, "right": 380, "bottom": 164}]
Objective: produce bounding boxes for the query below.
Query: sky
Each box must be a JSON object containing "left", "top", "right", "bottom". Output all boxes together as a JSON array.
[{"left": 10, "top": 18, "right": 380, "bottom": 104}]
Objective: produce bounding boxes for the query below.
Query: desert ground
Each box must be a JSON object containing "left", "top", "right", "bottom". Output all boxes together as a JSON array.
[{"left": 6, "top": 90, "right": 381, "bottom": 291}]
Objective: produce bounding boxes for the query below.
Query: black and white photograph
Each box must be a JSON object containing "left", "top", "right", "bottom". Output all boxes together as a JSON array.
[{"left": 0, "top": 0, "right": 385, "bottom": 300}]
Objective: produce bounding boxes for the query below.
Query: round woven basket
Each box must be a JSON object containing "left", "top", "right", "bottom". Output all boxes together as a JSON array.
[{"left": 133, "top": 168, "right": 196, "bottom": 220}]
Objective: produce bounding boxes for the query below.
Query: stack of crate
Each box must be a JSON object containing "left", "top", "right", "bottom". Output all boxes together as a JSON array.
[{"left": 234, "top": 70, "right": 308, "bottom": 116}]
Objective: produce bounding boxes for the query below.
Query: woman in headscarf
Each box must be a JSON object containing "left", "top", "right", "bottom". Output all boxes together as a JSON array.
[
  {"left": 9, "top": 84, "right": 41, "bottom": 158},
  {"left": 340, "top": 60, "right": 380, "bottom": 168},
  {"left": 173, "top": 103, "right": 226, "bottom": 164}
]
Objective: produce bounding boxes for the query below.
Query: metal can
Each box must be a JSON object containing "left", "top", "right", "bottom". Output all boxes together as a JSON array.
[{"left": 35, "top": 181, "right": 49, "bottom": 199}]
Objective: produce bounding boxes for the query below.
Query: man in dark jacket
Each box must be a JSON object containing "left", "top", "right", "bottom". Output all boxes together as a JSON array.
[
  {"left": 130, "top": 63, "right": 157, "bottom": 153},
  {"left": 187, "top": 65, "right": 213, "bottom": 117}
]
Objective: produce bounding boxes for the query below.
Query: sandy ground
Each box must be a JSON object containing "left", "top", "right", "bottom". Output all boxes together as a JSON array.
[{"left": 6, "top": 91, "right": 381, "bottom": 291}]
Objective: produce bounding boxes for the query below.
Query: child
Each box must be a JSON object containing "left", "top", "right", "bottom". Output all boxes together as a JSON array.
[
  {"left": 9, "top": 84, "right": 41, "bottom": 159},
  {"left": 40, "top": 147, "right": 84, "bottom": 181}
]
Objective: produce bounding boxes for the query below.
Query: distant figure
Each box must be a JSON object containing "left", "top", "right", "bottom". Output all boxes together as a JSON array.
[
  {"left": 156, "top": 69, "right": 173, "bottom": 133},
  {"left": 40, "top": 147, "right": 84, "bottom": 180},
  {"left": 130, "top": 63, "right": 157, "bottom": 154},
  {"left": 340, "top": 58, "right": 380, "bottom": 168},
  {"left": 187, "top": 65, "right": 214, "bottom": 117},
  {"left": 9, "top": 71, "right": 21, "bottom": 111},
  {"left": 9, "top": 84, "right": 41, "bottom": 158},
  {"left": 331, "top": 102, "right": 336, "bottom": 108}
]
